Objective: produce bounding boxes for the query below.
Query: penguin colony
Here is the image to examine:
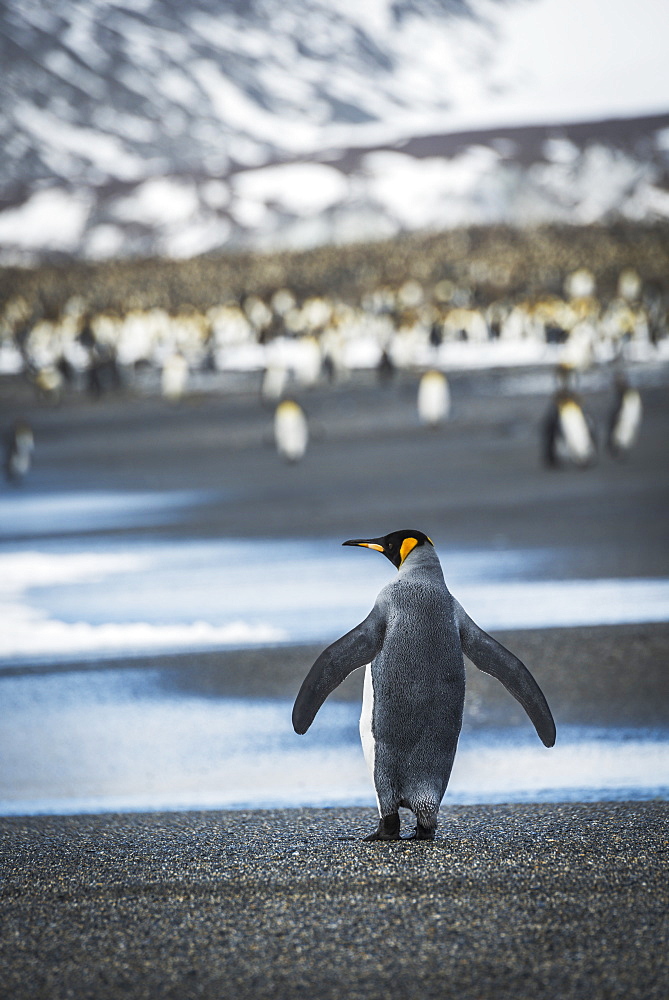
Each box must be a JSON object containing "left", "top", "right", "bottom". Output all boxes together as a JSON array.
[
  {"left": 1, "top": 265, "right": 661, "bottom": 410},
  {"left": 0, "top": 266, "right": 655, "bottom": 472},
  {"left": 293, "top": 530, "right": 555, "bottom": 841}
]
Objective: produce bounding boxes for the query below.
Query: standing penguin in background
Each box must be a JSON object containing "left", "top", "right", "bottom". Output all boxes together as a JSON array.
[
  {"left": 4, "top": 421, "right": 34, "bottom": 484},
  {"left": 293, "top": 530, "right": 555, "bottom": 841},
  {"left": 608, "top": 374, "right": 642, "bottom": 458},
  {"left": 161, "top": 351, "right": 189, "bottom": 401},
  {"left": 417, "top": 370, "right": 450, "bottom": 428},
  {"left": 543, "top": 366, "right": 597, "bottom": 469},
  {"left": 274, "top": 399, "right": 308, "bottom": 463}
]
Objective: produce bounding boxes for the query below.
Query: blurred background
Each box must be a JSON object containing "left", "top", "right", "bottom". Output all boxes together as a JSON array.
[{"left": 1, "top": 0, "right": 668, "bottom": 817}]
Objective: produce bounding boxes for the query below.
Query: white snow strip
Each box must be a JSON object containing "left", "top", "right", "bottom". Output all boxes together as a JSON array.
[
  {"left": 13, "top": 102, "right": 146, "bottom": 181},
  {"left": 449, "top": 732, "right": 669, "bottom": 801},
  {"left": 0, "top": 612, "right": 285, "bottom": 660},
  {"left": 0, "top": 189, "right": 91, "bottom": 252},
  {"left": 456, "top": 579, "right": 669, "bottom": 632},
  {"left": 112, "top": 178, "right": 200, "bottom": 226},
  {"left": 363, "top": 148, "right": 506, "bottom": 229},
  {"left": 233, "top": 163, "right": 349, "bottom": 216},
  {"left": 0, "top": 548, "right": 285, "bottom": 660}
]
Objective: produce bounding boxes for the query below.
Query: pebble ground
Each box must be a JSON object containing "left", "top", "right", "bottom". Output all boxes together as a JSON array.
[{"left": 2, "top": 802, "right": 667, "bottom": 999}]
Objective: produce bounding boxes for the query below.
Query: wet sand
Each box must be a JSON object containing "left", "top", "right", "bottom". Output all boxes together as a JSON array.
[
  {"left": 2, "top": 364, "right": 669, "bottom": 579},
  {"left": 1, "top": 802, "right": 668, "bottom": 999},
  {"left": 8, "top": 621, "right": 669, "bottom": 731}
]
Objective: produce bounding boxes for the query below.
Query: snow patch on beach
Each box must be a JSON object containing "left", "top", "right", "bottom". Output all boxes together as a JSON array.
[
  {"left": 0, "top": 540, "right": 287, "bottom": 662},
  {"left": 456, "top": 579, "right": 669, "bottom": 631},
  {"left": 1, "top": 614, "right": 284, "bottom": 661}
]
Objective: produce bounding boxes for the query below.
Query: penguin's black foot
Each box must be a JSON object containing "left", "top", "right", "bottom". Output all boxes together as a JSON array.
[
  {"left": 363, "top": 813, "right": 401, "bottom": 841},
  {"left": 408, "top": 823, "right": 436, "bottom": 841}
]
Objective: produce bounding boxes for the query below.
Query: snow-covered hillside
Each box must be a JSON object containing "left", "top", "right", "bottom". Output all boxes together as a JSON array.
[{"left": 1, "top": 0, "right": 668, "bottom": 262}]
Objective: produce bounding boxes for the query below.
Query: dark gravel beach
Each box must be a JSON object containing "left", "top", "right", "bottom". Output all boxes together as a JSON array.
[{"left": 1, "top": 802, "right": 668, "bottom": 1000}]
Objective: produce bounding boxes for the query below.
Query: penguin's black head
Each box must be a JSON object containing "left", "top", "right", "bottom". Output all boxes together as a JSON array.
[{"left": 342, "top": 529, "right": 434, "bottom": 570}]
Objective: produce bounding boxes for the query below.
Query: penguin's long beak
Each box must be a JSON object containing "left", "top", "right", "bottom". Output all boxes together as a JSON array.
[{"left": 342, "top": 538, "right": 385, "bottom": 553}]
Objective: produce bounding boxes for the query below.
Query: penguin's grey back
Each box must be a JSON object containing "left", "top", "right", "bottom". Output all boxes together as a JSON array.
[
  {"left": 373, "top": 545, "right": 464, "bottom": 702},
  {"left": 368, "top": 545, "right": 465, "bottom": 794}
]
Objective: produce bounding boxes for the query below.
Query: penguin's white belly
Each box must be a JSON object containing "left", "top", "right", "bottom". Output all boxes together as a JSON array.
[
  {"left": 161, "top": 354, "right": 188, "bottom": 399},
  {"left": 612, "top": 390, "right": 642, "bottom": 450},
  {"left": 417, "top": 370, "right": 450, "bottom": 426},
  {"left": 359, "top": 663, "right": 380, "bottom": 813},
  {"left": 261, "top": 365, "right": 287, "bottom": 401},
  {"left": 10, "top": 451, "right": 31, "bottom": 477},
  {"left": 558, "top": 400, "right": 595, "bottom": 463},
  {"left": 274, "top": 401, "right": 308, "bottom": 461}
]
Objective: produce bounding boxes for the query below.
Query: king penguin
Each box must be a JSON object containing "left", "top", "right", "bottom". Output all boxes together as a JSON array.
[
  {"left": 417, "top": 370, "right": 450, "bottom": 427},
  {"left": 274, "top": 399, "right": 308, "bottom": 463},
  {"left": 4, "top": 421, "right": 34, "bottom": 484},
  {"left": 543, "top": 367, "right": 597, "bottom": 469},
  {"left": 608, "top": 375, "right": 642, "bottom": 458},
  {"left": 292, "top": 530, "right": 556, "bottom": 841}
]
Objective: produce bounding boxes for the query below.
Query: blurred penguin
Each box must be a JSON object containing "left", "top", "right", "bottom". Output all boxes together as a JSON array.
[
  {"left": 5, "top": 421, "right": 34, "bottom": 484},
  {"left": 261, "top": 364, "right": 288, "bottom": 403},
  {"left": 321, "top": 352, "right": 336, "bottom": 384},
  {"left": 87, "top": 344, "right": 121, "bottom": 399},
  {"left": 417, "top": 370, "right": 450, "bottom": 428},
  {"left": 161, "top": 351, "right": 188, "bottom": 401},
  {"left": 293, "top": 336, "right": 322, "bottom": 389},
  {"left": 274, "top": 399, "right": 308, "bottom": 463},
  {"left": 33, "top": 366, "right": 63, "bottom": 403},
  {"left": 429, "top": 319, "right": 444, "bottom": 350},
  {"left": 608, "top": 374, "right": 642, "bottom": 459},
  {"left": 543, "top": 367, "right": 597, "bottom": 469},
  {"left": 377, "top": 348, "right": 395, "bottom": 386}
]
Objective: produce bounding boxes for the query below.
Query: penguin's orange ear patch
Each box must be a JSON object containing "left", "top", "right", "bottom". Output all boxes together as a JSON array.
[{"left": 399, "top": 537, "right": 418, "bottom": 564}]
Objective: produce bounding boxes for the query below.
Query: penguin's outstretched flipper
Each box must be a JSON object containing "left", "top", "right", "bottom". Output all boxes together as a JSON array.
[
  {"left": 454, "top": 601, "right": 556, "bottom": 747},
  {"left": 292, "top": 606, "right": 386, "bottom": 735}
]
